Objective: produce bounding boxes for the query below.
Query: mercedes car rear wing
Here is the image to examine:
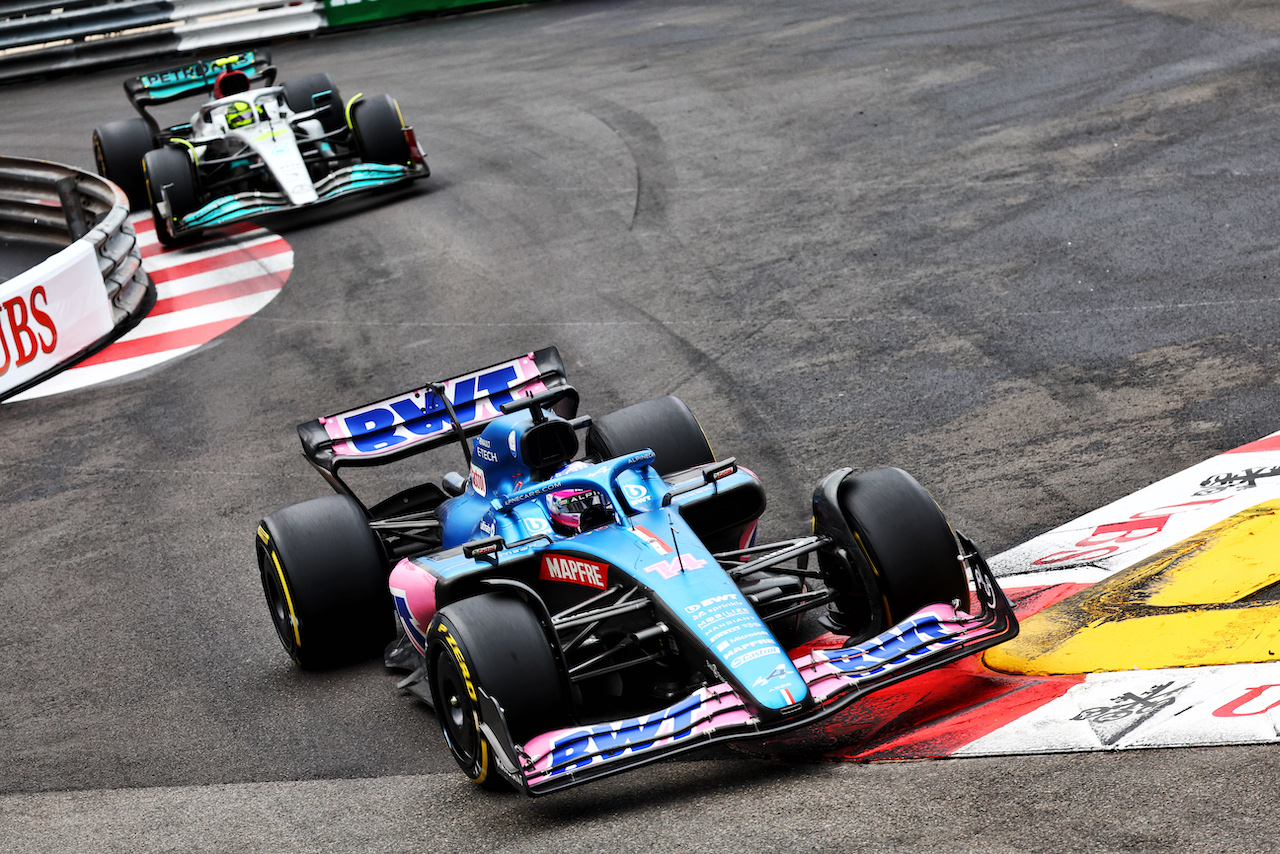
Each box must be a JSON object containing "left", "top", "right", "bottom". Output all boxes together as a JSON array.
[{"left": 124, "top": 49, "right": 276, "bottom": 128}]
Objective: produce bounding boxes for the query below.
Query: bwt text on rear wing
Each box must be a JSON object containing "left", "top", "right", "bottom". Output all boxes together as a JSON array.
[{"left": 296, "top": 347, "right": 577, "bottom": 494}]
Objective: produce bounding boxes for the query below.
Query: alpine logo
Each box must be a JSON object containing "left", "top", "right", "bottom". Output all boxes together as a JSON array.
[{"left": 540, "top": 554, "right": 609, "bottom": 590}]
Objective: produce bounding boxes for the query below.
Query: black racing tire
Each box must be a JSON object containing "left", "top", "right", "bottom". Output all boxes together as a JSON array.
[
  {"left": 142, "top": 146, "right": 201, "bottom": 246},
  {"left": 92, "top": 118, "right": 155, "bottom": 209},
  {"left": 586, "top": 396, "right": 715, "bottom": 475},
  {"left": 256, "top": 494, "right": 393, "bottom": 670},
  {"left": 427, "top": 592, "right": 566, "bottom": 791},
  {"left": 282, "top": 72, "right": 345, "bottom": 134},
  {"left": 836, "top": 467, "right": 970, "bottom": 624},
  {"left": 350, "top": 94, "right": 412, "bottom": 166}
]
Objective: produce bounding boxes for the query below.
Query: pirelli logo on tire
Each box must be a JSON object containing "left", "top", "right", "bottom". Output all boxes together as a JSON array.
[{"left": 438, "top": 624, "right": 477, "bottom": 702}]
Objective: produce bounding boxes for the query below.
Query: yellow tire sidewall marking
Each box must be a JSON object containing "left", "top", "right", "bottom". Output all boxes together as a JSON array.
[
  {"left": 436, "top": 623, "right": 490, "bottom": 783},
  {"left": 270, "top": 551, "right": 302, "bottom": 649},
  {"left": 438, "top": 624, "right": 477, "bottom": 702},
  {"left": 258, "top": 527, "right": 301, "bottom": 649}
]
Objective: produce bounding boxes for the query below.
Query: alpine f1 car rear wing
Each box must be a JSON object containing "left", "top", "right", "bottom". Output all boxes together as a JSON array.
[
  {"left": 296, "top": 347, "right": 576, "bottom": 493},
  {"left": 124, "top": 49, "right": 276, "bottom": 128}
]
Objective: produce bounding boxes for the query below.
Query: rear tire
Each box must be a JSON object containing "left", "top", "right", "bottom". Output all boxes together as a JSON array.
[
  {"left": 143, "top": 147, "right": 201, "bottom": 246},
  {"left": 92, "top": 118, "right": 154, "bottom": 209},
  {"left": 256, "top": 495, "right": 393, "bottom": 669},
  {"left": 350, "top": 94, "right": 412, "bottom": 166},
  {"left": 427, "top": 592, "right": 566, "bottom": 790},
  {"left": 282, "top": 72, "right": 345, "bottom": 134},
  {"left": 586, "top": 396, "right": 715, "bottom": 475},
  {"left": 831, "top": 467, "right": 970, "bottom": 625}
]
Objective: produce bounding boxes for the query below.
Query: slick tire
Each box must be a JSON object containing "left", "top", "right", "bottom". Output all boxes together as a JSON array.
[
  {"left": 349, "top": 94, "right": 412, "bottom": 166},
  {"left": 256, "top": 494, "right": 393, "bottom": 670},
  {"left": 835, "top": 467, "right": 970, "bottom": 624},
  {"left": 427, "top": 592, "right": 566, "bottom": 791},
  {"left": 282, "top": 73, "right": 345, "bottom": 134},
  {"left": 92, "top": 118, "right": 155, "bottom": 209},
  {"left": 586, "top": 396, "right": 715, "bottom": 475},
  {"left": 142, "top": 147, "right": 200, "bottom": 246}
]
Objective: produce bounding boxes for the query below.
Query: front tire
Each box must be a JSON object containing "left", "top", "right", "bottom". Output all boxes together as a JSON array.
[
  {"left": 92, "top": 118, "right": 155, "bottom": 209},
  {"left": 256, "top": 495, "right": 393, "bottom": 669},
  {"left": 819, "top": 467, "right": 970, "bottom": 633},
  {"left": 143, "top": 147, "right": 201, "bottom": 246},
  {"left": 349, "top": 94, "right": 412, "bottom": 166},
  {"left": 427, "top": 592, "right": 567, "bottom": 790}
]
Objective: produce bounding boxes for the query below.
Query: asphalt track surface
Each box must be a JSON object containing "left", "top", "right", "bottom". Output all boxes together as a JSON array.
[{"left": 2, "top": 0, "right": 1279, "bottom": 850}]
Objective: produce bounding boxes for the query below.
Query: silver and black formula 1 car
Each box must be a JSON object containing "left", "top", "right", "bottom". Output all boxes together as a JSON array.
[
  {"left": 91, "top": 49, "right": 429, "bottom": 245},
  {"left": 255, "top": 347, "right": 1019, "bottom": 795}
]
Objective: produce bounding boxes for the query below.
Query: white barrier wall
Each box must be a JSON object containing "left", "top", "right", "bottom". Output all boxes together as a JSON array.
[
  {"left": 0, "top": 156, "right": 151, "bottom": 402},
  {"left": 0, "top": 241, "right": 115, "bottom": 397}
]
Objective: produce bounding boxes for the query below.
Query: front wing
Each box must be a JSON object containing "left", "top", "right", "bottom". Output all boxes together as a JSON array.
[
  {"left": 167, "top": 161, "right": 428, "bottom": 236},
  {"left": 481, "top": 558, "right": 1019, "bottom": 796}
]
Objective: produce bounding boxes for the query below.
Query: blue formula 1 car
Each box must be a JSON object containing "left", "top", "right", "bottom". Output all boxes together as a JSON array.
[
  {"left": 254, "top": 347, "right": 1018, "bottom": 795},
  {"left": 91, "top": 49, "right": 428, "bottom": 245}
]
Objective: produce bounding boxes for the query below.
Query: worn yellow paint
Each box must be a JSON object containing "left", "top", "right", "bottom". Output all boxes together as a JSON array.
[
  {"left": 1143, "top": 511, "right": 1280, "bottom": 604},
  {"left": 986, "top": 500, "right": 1280, "bottom": 675}
]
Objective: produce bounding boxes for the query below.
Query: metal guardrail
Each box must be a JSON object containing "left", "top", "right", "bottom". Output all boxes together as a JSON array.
[
  {"left": 1, "top": 1, "right": 173, "bottom": 52},
  {"left": 0, "top": 0, "right": 536, "bottom": 85},
  {"left": 0, "top": 156, "right": 151, "bottom": 401},
  {"left": 0, "top": 156, "right": 149, "bottom": 326},
  {"left": 0, "top": 0, "right": 324, "bottom": 84}
]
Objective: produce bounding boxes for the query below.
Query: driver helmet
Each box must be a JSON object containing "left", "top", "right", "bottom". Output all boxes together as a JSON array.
[
  {"left": 225, "top": 100, "right": 259, "bottom": 129},
  {"left": 547, "top": 460, "right": 608, "bottom": 533}
]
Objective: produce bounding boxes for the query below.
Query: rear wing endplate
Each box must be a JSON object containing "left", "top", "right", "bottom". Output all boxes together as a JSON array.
[{"left": 297, "top": 347, "right": 576, "bottom": 487}]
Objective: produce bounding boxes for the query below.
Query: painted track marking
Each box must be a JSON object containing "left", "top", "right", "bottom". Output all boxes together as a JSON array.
[
  {"left": 7, "top": 215, "right": 292, "bottom": 402},
  {"left": 743, "top": 431, "right": 1280, "bottom": 762}
]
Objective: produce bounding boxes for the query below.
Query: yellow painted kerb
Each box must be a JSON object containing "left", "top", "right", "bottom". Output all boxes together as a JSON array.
[{"left": 986, "top": 499, "right": 1280, "bottom": 675}]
